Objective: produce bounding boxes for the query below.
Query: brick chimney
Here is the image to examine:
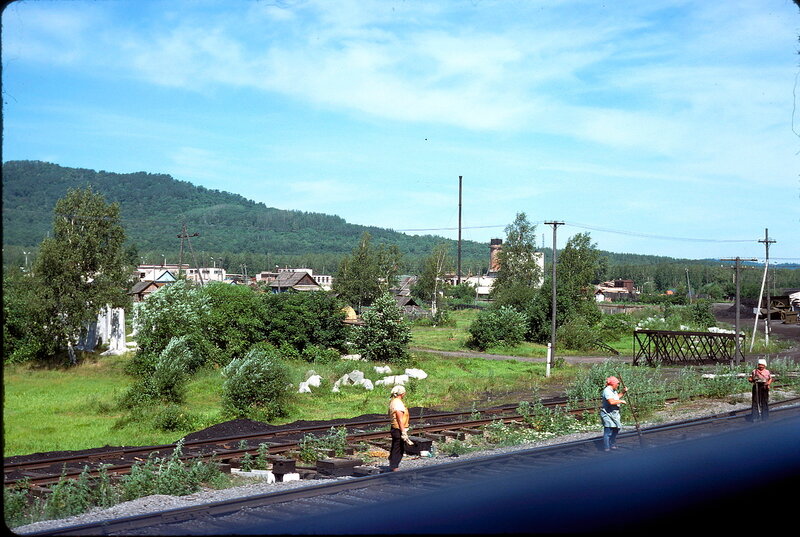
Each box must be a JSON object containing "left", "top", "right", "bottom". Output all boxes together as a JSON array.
[{"left": 489, "top": 239, "right": 502, "bottom": 272}]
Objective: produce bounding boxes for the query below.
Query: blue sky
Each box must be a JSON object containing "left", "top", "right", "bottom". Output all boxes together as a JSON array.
[{"left": 3, "top": 0, "right": 799, "bottom": 262}]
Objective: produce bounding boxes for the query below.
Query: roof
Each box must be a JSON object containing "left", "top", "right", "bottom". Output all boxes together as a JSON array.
[{"left": 269, "top": 271, "right": 321, "bottom": 290}]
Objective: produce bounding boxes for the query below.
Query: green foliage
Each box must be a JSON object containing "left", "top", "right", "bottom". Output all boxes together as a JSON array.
[
  {"left": 467, "top": 306, "right": 527, "bottom": 351},
  {"left": 412, "top": 242, "right": 453, "bottom": 312},
  {"left": 262, "top": 291, "right": 348, "bottom": 352},
  {"left": 596, "top": 314, "right": 634, "bottom": 341},
  {"left": 353, "top": 292, "right": 411, "bottom": 363},
  {"left": 525, "top": 233, "right": 603, "bottom": 344},
  {"left": 298, "top": 426, "right": 349, "bottom": 462},
  {"left": 45, "top": 466, "right": 92, "bottom": 519},
  {"left": 556, "top": 316, "right": 596, "bottom": 352},
  {"left": 333, "top": 232, "right": 403, "bottom": 312},
  {"left": 134, "top": 279, "right": 211, "bottom": 358},
  {"left": 152, "top": 404, "right": 198, "bottom": 432},
  {"left": 490, "top": 213, "right": 543, "bottom": 309},
  {"left": 200, "top": 282, "right": 269, "bottom": 363},
  {"left": 221, "top": 346, "right": 291, "bottom": 420},
  {"left": 2, "top": 270, "right": 45, "bottom": 364},
  {"left": 6, "top": 187, "right": 131, "bottom": 363},
  {"left": 4, "top": 480, "right": 33, "bottom": 528},
  {"left": 301, "top": 344, "right": 340, "bottom": 364}
]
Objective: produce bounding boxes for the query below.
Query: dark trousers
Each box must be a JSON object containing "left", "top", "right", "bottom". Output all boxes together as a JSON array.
[
  {"left": 389, "top": 428, "right": 405, "bottom": 470},
  {"left": 751, "top": 383, "right": 769, "bottom": 421}
]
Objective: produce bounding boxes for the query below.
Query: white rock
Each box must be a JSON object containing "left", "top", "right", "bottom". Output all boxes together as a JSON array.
[
  {"left": 355, "top": 378, "right": 374, "bottom": 391},
  {"left": 306, "top": 374, "right": 322, "bottom": 388},
  {"left": 298, "top": 382, "right": 311, "bottom": 394},
  {"left": 342, "top": 354, "right": 364, "bottom": 361},
  {"left": 374, "top": 365, "right": 392, "bottom": 374},
  {"left": 404, "top": 368, "right": 427, "bottom": 380},
  {"left": 347, "top": 370, "right": 365, "bottom": 383},
  {"left": 375, "top": 374, "right": 409, "bottom": 386}
]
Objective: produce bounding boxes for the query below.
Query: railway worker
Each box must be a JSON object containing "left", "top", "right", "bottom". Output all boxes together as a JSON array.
[
  {"left": 388, "top": 384, "right": 414, "bottom": 471},
  {"left": 600, "top": 376, "right": 627, "bottom": 452},
  {"left": 748, "top": 358, "right": 773, "bottom": 421}
]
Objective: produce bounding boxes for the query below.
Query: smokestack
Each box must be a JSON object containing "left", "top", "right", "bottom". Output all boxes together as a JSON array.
[{"left": 489, "top": 239, "right": 502, "bottom": 273}]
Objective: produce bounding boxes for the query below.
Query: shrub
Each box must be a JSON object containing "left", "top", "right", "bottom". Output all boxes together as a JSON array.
[
  {"left": 200, "top": 282, "right": 269, "bottom": 364},
  {"left": 596, "top": 314, "right": 633, "bottom": 341},
  {"left": 153, "top": 404, "right": 198, "bottom": 432},
  {"left": 467, "top": 306, "right": 527, "bottom": 351},
  {"left": 354, "top": 292, "right": 411, "bottom": 363},
  {"left": 221, "top": 346, "right": 291, "bottom": 420},
  {"left": 556, "top": 316, "right": 596, "bottom": 351},
  {"left": 134, "top": 279, "right": 210, "bottom": 358},
  {"left": 262, "top": 291, "right": 348, "bottom": 352},
  {"left": 301, "top": 344, "right": 340, "bottom": 364}
]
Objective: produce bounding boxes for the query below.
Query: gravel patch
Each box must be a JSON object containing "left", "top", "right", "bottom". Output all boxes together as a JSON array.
[{"left": 17, "top": 390, "right": 795, "bottom": 535}]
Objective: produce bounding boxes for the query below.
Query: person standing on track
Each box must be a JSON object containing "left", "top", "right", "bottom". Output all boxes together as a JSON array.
[
  {"left": 388, "top": 385, "right": 413, "bottom": 471},
  {"left": 600, "top": 376, "right": 627, "bottom": 451},
  {"left": 748, "top": 358, "right": 773, "bottom": 422}
]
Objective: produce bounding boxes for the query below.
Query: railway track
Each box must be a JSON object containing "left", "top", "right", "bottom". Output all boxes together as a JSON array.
[
  {"left": 4, "top": 396, "right": 578, "bottom": 487},
  {"left": 17, "top": 401, "right": 800, "bottom": 536}
]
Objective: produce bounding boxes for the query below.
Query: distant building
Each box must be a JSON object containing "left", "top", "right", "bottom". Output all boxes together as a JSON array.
[
  {"left": 274, "top": 267, "right": 333, "bottom": 290},
  {"left": 595, "top": 279, "right": 638, "bottom": 302},
  {"left": 444, "top": 238, "right": 544, "bottom": 299},
  {"left": 135, "top": 264, "right": 226, "bottom": 284},
  {"left": 269, "top": 270, "right": 323, "bottom": 293}
]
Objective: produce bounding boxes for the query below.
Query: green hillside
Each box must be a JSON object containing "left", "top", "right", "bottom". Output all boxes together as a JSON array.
[{"left": 2, "top": 160, "right": 491, "bottom": 273}]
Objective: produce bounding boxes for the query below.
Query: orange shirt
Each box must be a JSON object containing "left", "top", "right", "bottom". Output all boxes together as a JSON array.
[{"left": 389, "top": 397, "right": 409, "bottom": 429}]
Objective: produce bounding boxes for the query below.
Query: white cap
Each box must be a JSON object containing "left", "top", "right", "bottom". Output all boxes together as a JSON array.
[
  {"left": 757, "top": 359, "right": 767, "bottom": 366},
  {"left": 390, "top": 385, "right": 406, "bottom": 396}
]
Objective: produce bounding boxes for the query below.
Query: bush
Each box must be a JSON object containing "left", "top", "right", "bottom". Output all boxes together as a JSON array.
[
  {"left": 354, "top": 292, "right": 411, "bottom": 363},
  {"left": 200, "top": 282, "right": 269, "bottom": 364},
  {"left": 152, "top": 404, "right": 198, "bottom": 432},
  {"left": 221, "top": 346, "right": 291, "bottom": 420},
  {"left": 556, "top": 316, "right": 596, "bottom": 351},
  {"left": 301, "top": 344, "right": 340, "bottom": 364},
  {"left": 596, "top": 314, "right": 633, "bottom": 341},
  {"left": 467, "top": 306, "right": 527, "bottom": 351},
  {"left": 262, "top": 291, "right": 348, "bottom": 352},
  {"left": 134, "top": 279, "right": 211, "bottom": 358}
]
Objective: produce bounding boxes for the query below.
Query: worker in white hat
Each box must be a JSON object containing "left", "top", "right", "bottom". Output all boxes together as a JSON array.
[
  {"left": 388, "top": 385, "right": 413, "bottom": 471},
  {"left": 748, "top": 358, "right": 773, "bottom": 421}
]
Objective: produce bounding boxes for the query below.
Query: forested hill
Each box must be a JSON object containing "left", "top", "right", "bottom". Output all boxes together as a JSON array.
[{"left": 2, "top": 160, "right": 492, "bottom": 268}]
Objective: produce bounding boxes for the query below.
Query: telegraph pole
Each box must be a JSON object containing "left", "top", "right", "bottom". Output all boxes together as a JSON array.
[
  {"left": 457, "top": 176, "right": 462, "bottom": 285},
  {"left": 545, "top": 221, "right": 564, "bottom": 371},
  {"left": 758, "top": 229, "right": 776, "bottom": 347},
  {"left": 721, "top": 257, "right": 757, "bottom": 364},
  {"left": 177, "top": 223, "right": 204, "bottom": 285}
]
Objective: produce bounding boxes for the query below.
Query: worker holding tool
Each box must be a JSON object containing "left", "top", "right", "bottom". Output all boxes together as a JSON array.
[
  {"left": 388, "top": 385, "right": 413, "bottom": 471},
  {"left": 600, "top": 376, "right": 627, "bottom": 452},
  {"left": 748, "top": 358, "right": 773, "bottom": 422}
]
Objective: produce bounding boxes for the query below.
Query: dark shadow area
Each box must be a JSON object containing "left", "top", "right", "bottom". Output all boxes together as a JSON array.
[{"left": 258, "top": 414, "right": 800, "bottom": 534}]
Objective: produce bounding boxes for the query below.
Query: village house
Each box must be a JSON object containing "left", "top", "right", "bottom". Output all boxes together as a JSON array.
[{"left": 594, "top": 279, "right": 637, "bottom": 302}]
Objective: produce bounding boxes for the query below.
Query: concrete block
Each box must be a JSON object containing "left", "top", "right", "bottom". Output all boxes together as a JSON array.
[
  {"left": 231, "top": 469, "right": 276, "bottom": 483},
  {"left": 404, "top": 436, "right": 433, "bottom": 456}
]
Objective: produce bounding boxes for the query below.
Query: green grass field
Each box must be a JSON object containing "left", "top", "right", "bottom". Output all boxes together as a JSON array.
[
  {"left": 3, "top": 348, "right": 581, "bottom": 457},
  {"left": 411, "top": 309, "right": 633, "bottom": 356}
]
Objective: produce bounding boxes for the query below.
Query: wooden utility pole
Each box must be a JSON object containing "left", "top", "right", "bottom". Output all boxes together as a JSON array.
[
  {"left": 544, "top": 221, "right": 564, "bottom": 367},
  {"left": 457, "top": 176, "right": 462, "bottom": 285},
  {"left": 721, "top": 257, "right": 757, "bottom": 364},
  {"left": 177, "top": 223, "right": 204, "bottom": 285},
  {"left": 758, "top": 229, "right": 776, "bottom": 346}
]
